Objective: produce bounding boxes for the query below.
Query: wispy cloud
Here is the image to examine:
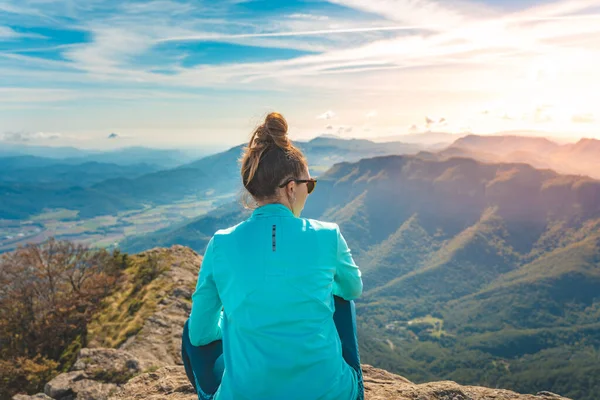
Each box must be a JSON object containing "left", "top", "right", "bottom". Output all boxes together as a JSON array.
[
  {"left": 572, "top": 113, "right": 595, "bottom": 123},
  {"left": 2, "top": 0, "right": 600, "bottom": 145},
  {"left": 5, "top": 0, "right": 600, "bottom": 92},
  {"left": 317, "top": 110, "right": 336, "bottom": 119},
  {"left": 0, "top": 88, "right": 76, "bottom": 102},
  {"left": 0, "top": 25, "right": 45, "bottom": 40},
  {"left": 158, "top": 25, "right": 432, "bottom": 43},
  {"left": 2, "top": 130, "right": 61, "bottom": 142},
  {"left": 327, "top": 0, "right": 494, "bottom": 29}
]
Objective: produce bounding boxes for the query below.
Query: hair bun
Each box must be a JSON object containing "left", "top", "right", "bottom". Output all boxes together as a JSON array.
[{"left": 256, "top": 112, "right": 290, "bottom": 149}]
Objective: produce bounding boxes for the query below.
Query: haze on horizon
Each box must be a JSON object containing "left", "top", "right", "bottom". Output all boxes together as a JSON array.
[{"left": 2, "top": 0, "right": 600, "bottom": 149}]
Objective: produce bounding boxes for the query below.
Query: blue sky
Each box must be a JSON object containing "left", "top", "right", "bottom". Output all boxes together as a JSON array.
[{"left": 2, "top": 0, "right": 600, "bottom": 148}]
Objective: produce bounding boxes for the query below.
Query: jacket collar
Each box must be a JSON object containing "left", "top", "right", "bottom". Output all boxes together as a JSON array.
[{"left": 251, "top": 203, "right": 296, "bottom": 218}]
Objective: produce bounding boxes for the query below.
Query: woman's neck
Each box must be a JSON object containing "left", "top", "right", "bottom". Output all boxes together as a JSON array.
[{"left": 257, "top": 199, "right": 292, "bottom": 210}]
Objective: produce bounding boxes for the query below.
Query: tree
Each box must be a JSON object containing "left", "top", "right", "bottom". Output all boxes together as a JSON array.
[{"left": 0, "top": 238, "right": 124, "bottom": 399}]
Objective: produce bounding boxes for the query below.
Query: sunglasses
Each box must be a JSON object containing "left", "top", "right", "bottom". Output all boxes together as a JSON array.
[{"left": 278, "top": 178, "right": 318, "bottom": 194}]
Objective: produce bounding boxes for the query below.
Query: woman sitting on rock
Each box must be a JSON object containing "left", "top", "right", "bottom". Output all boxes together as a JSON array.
[{"left": 181, "top": 112, "right": 364, "bottom": 400}]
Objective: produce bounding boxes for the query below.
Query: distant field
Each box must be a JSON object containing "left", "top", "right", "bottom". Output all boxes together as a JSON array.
[{"left": 0, "top": 193, "right": 235, "bottom": 253}]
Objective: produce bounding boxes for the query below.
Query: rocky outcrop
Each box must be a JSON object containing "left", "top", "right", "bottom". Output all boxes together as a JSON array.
[
  {"left": 12, "top": 246, "right": 199, "bottom": 400},
  {"left": 72, "top": 348, "right": 141, "bottom": 376},
  {"left": 25, "top": 347, "right": 143, "bottom": 400},
  {"left": 117, "top": 246, "right": 201, "bottom": 369},
  {"left": 44, "top": 371, "right": 118, "bottom": 400},
  {"left": 13, "top": 246, "right": 572, "bottom": 400},
  {"left": 107, "top": 364, "right": 570, "bottom": 400}
]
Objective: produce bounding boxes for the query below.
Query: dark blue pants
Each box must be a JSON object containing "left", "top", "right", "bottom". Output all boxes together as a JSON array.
[{"left": 181, "top": 296, "right": 364, "bottom": 400}]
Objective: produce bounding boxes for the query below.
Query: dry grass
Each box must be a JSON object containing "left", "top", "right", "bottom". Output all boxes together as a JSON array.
[{"left": 87, "top": 251, "right": 175, "bottom": 348}]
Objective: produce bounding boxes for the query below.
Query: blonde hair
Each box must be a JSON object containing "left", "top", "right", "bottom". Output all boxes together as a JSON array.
[{"left": 240, "top": 112, "right": 307, "bottom": 207}]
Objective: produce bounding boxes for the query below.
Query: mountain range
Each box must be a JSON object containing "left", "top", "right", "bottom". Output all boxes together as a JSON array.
[
  {"left": 370, "top": 131, "right": 460, "bottom": 147},
  {"left": 3, "top": 131, "right": 600, "bottom": 398},
  {"left": 0, "top": 143, "right": 211, "bottom": 168},
  {"left": 434, "top": 135, "right": 600, "bottom": 179},
  {"left": 0, "top": 156, "right": 161, "bottom": 188},
  {"left": 0, "top": 136, "right": 427, "bottom": 220},
  {"left": 120, "top": 153, "right": 600, "bottom": 399}
]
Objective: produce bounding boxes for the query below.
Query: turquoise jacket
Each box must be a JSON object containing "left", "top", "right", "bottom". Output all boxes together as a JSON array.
[{"left": 188, "top": 203, "right": 363, "bottom": 400}]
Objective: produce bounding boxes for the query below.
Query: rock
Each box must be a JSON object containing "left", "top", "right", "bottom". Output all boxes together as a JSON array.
[
  {"left": 117, "top": 246, "right": 201, "bottom": 369},
  {"left": 12, "top": 394, "right": 53, "bottom": 400},
  {"left": 44, "top": 371, "right": 87, "bottom": 399},
  {"left": 109, "top": 364, "right": 572, "bottom": 400},
  {"left": 68, "top": 379, "right": 119, "bottom": 400},
  {"left": 109, "top": 366, "right": 195, "bottom": 400},
  {"left": 72, "top": 348, "right": 141, "bottom": 377},
  {"left": 536, "top": 392, "right": 565, "bottom": 398},
  {"left": 43, "top": 369, "right": 120, "bottom": 400}
]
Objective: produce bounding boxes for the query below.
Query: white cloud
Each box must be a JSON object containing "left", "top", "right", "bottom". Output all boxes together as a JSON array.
[
  {"left": 0, "top": 26, "right": 20, "bottom": 39},
  {"left": 120, "top": 1, "right": 196, "bottom": 15},
  {"left": 531, "top": 105, "right": 553, "bottom": 123},
  {"left": 572, "top": 113, "right": 595, "bottom": 123},
  {"left": 2, "top": 131, "right": 61, "bottom": 142},
  {"left": 288, "top": 13, "right": 330, "bottom": 21},
  {"left": 366, "top": 110, "right": 378, "bottom": 118},
  {"left": 0, "top": 25, "right": 45, "bottom": 40},
  {"left": 327, "top": 0, "right": 495, "bottom": 30},
  {"left": 157, "top": 25, "right": 430, "bottom": 43},
  {"left": 0, "top": 88, "right": 76, "bottom": 103},
  {"left": 317, "top": 110, "right": 336, "bottom": 119},
  {"left": 6, "top": 0, "right": 600, "bottom": 97},
  {"left": 325, "top": 124, "right": 333, "bottom": 130},
  {"left": 4, "top": 0, "right": 600, "bottom": 143}
]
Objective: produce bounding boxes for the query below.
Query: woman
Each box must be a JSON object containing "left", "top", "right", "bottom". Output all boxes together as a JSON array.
[{"left": 181, "top": 112, "right": 364, "bottom": 400}]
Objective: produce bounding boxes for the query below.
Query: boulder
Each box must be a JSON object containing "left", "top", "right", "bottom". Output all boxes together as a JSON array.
[
  {"left": 72, "top": 348, "right": 141, "bottom": 377},
  {"left": 44, "top": 371, "right": 87, "bottom": 399},
  {"left": 42, "top": 366, "right": 121, "bottom": 400},
  {"left": 67, "top": 380, "right": 119, "bottom": 400},
  {"left": 12, "top": 394, "right": 53, "bottom": 400}
]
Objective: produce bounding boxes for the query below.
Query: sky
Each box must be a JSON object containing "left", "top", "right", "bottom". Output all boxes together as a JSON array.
[{"left": 1, "top": 0, "right": 600, "bottom": 149}]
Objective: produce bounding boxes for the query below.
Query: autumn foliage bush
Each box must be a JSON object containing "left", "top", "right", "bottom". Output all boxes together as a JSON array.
[{"left": 0, "top": 239, "right": 127, "bottom": 399}]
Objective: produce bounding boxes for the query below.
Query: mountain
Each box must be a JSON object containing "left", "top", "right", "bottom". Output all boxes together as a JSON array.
[
  {"left": 0, "top": 143, "right": 92, "bottom": 159},
  {"left": 0, "top": 137, "right": 425, "bottom": 220},
  {"left": 0, "top": 150, "right": 226, "bottom": 219},
  {"left": 441, "top": 135, "right": 600, "bottom": 179},
  {"left": 65, "top": 146, "right": 204, "bottom": 169},
  {"left": 371, "top": 131, "right": 461, "bottom": 147},
  {"left": 119, "top": 154, "right": 600, "bottom": 399},
  {"left": 0, "top": 157, "right": 160, "bottom": 187},
  {"left": 450, "top": 134, "right": 560, "bottom": 154},
  {"left": 0, "top": 143, "right": 203, "bottom": 168},
  {"left": 312, "top": 155, "right": 600, "bottom": 399},
  {"left": 9, "top": 246, "right": 570, "bottom": 400},
  {"left": 0, "top": 183, "right": 141, "bottom": 220},
  {"left": 299, "top": 137, "right": 423, "bottom": 173},
  {"left": 108, "top": 137, "right": 423, "bottom": 205}
]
